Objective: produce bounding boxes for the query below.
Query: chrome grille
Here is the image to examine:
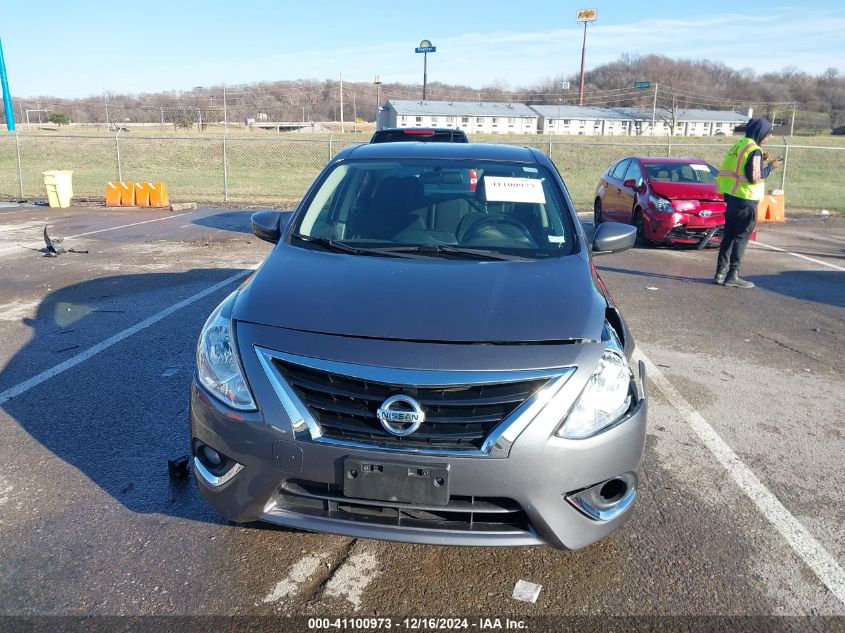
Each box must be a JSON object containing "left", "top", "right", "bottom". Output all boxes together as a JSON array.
[{"left": 273, "top": 358, "right": 547, "bottom": 450}]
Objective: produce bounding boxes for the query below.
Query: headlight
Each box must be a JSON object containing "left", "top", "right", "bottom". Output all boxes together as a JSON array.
[
  {"left": 196, "top": 298, "right": 256, "bottom": 410},
  {"left": 556, "top": 350, "right": 632, "bottom": 439},
  {"left": 651, "top": 195, "right": 674, "bottom": 213}
]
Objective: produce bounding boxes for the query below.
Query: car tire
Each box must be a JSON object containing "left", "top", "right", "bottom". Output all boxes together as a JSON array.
[
  {"left": 633, "top": 209, "right": 650, "bottom": 246},
  {"left": 593, "top": 199, "right": 603, "bottom": 227}
]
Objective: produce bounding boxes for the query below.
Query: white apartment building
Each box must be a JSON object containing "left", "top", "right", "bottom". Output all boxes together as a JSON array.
[
  {"left": 531, "top": 106, "right": 747, "bottom": 137},
  {"left": 379, "top": 100, "right": 539, "bottom": 135}
]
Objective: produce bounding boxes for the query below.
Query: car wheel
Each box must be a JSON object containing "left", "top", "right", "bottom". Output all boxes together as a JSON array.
[
  {"left": 633, "top": 209, "right": 650, "bottom": 246},
  {"left": 593, "top": 199, "right": 603, "bottom": 226}
]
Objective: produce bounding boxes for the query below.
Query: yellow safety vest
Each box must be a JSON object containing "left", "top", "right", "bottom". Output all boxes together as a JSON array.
[{"left": 717, "top": 137, "right": 765, "bottom": 201}]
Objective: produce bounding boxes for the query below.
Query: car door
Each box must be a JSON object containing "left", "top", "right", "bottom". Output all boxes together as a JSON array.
[
  {"left": 619, "top": 160, "right": 645, "bottom": 224},
  {"left": 601, "top": 159, "right": 630, "bottom": 222}
]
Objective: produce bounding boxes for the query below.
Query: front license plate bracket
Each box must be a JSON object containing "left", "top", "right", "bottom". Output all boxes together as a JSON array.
[{"left": 342, "top": 459, "right": 450, "bottom": 506}]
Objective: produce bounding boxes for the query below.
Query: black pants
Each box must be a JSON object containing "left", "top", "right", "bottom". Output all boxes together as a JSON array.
[{"left": 717, "top": 197, "right": 757, "bottom": 274}]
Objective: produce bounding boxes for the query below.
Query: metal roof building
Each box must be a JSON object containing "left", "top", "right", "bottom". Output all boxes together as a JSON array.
[
  {"left": 379, "top": 99, "right": 539, "bottom": 135},
  {"left": 377, "top": 99, "right": 748, "bottom": 137},
  {"left": 530, "top": 105, "right": 748, "bottom": 137}
]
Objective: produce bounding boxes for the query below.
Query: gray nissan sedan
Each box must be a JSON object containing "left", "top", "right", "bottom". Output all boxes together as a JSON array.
[{"left": 190, "top": 142, "right": 647, "bottom": 549}]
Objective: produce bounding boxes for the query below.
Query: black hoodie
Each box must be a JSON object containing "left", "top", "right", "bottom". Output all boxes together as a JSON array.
[{"left": 745, "top": 117, "right": 773, "bottom": 145}]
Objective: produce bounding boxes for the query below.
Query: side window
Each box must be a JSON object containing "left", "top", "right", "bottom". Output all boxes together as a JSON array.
[
  {"left": 623, "top": 161, "right": 643, "bottom": 185},
  {"left": 610, "top": 159, "right": 630, "bottom": 180}
]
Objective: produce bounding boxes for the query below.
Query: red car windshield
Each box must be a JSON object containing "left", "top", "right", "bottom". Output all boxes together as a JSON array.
[{"left": 644, "top": 162, "right": 717, "bottom": 184}]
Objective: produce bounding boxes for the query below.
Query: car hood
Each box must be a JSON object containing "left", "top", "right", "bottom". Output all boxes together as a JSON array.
[
  {"left": 649, "top": 180, "right": 722, "bottom": 201},
  {"left": 234, "top": 245, "right": 606, "bottom": 343}
]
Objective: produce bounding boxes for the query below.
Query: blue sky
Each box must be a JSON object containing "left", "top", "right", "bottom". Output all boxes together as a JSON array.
[{"left": 2, "top": 1, "right": 844, "bottom": 98}]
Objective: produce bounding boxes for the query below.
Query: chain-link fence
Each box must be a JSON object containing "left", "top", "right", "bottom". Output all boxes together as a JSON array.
[{"left": 1, "top": 133, "right": 843, "bottom": 212}]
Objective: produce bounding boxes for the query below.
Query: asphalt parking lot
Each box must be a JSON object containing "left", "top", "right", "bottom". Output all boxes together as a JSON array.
[{"left": 0, "top": 204, "right": 843, "bottom": 630}]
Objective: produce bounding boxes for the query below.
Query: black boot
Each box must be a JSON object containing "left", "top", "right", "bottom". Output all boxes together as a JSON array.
[
  {"left": 713, "top": 267, "right": 728, "bottom": 285},
  {"left": 724, "top": 272, "right": 755, "bottom": 288}
]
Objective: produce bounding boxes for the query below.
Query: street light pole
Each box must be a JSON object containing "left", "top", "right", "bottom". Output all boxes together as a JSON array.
[
  {"left": 578, "top": 22, "right": 587, "bottom": 107},
  {"left": 575, "top": 9, "right": 597, "bottom": 107},
  {"left": 415, "top": 40, "right": 436, "bottom": 101},
  {"left": 423, "top": 52, "right": 428, "bottom": 100}
]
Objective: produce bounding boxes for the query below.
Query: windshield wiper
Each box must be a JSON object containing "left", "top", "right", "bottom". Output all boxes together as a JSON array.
[
  {"left": 291, "top": 234, "right": 420, "bottom": 258},
  {"left": 372, "top": 244, "right": 530, "bottom": 261}
]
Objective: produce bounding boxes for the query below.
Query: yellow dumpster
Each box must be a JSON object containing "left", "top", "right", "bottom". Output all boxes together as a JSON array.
[{"left": 42, "top": 170, "right": 74, "bottom": 208}]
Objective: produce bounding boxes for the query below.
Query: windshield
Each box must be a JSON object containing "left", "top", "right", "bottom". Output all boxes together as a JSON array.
[
  {"left": 370, "top": 129, "right": 468, "bottom": 143},
  {"left": 292, "top": 159, "right": 575, "bottom": 259},
  {"left": 644, "top": 162, "right": 717, "bottom": 184}
]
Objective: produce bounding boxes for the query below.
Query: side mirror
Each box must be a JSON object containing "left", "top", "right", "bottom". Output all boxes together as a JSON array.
[
  {"left": 593, "top": 221, "right": 637, "bottom": 255},
  {"left": 623, "top": 178, "right": 637, "bottom": 189},
  {"left": 251, "top": 210, "right": 294, "bottom": 244}
]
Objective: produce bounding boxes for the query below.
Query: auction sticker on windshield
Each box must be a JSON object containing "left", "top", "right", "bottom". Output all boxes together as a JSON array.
[{"left": 484, "top": 177, "right": 546, "bottom": 204}]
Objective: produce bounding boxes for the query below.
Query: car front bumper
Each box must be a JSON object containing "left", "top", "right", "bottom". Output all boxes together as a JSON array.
[
  {"left": 646, "top": 210, "right": 725, "bottom": 246},
  {"left": 189, "top": 326, "right": 648, "bottom": 550}
]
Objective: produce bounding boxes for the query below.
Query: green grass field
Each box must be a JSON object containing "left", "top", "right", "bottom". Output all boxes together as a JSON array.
[{"left": 1, "top": 130, "right": 843, "bottom": 213}]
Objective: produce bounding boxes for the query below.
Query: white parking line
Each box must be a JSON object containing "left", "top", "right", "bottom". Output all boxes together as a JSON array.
[
  {"left": 262, "top": 553, "right": 328, "bottom": 605},
  {"left": 777, "top": 230, "right": 845, "bottom": 246},
  {"left": 0, "top": 267, "right": 256, "bottom": 406},
  {"left": 0, "top": 300, "right": 40, "bottom": 322},
  {"left": 751, "top": 240, "right": 845, "bottom": 273},
  {"left": 0, "top": 211, "right": 199, "bottom": 257},
  {"left": 323, "top": 548, "right": 381, "bottom": 610},
  {"left": 634, "top": 348, "right": 845, "bottom": 606}
]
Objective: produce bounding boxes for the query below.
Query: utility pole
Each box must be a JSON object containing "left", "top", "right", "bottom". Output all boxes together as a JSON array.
[
  {"left": 374, "top": 74, "right": 382, "bottom": 124},
  {"left": 790, "top": 103, "right": 796, "bottom": 137},
  {"left": 223, "top": 84, "right": 228, "bottom": 133},
  {"left": 353, "top": 93, "right": 357, "bottom": 132},
  {"left": 651, "top": 83, "right": 658, "bottom": 136},
  {"left": 576, "top": 10, "right": 597, "bottom": 107},
  {"left": 340, "top": 73, "right": 344, "bottom": 133},
  {"left": 104, "top": 95, "right": 109, "bottom": 129}
]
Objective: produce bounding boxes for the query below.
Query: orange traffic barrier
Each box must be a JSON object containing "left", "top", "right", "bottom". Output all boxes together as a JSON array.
[
  {"left": 105, "top": 181, "right": 168, "bottom": 207},
  {"left": 147, "top": 182, "right": 169, "bottom": 208},
  {"left": 757, "top": 191, "right": 785, "bottom": 222},
  {"left": 105, "top": 181, "right": 122, "bottom": 206},
  {"left": 105, "top": 181, "right": 135, "bottom": 206},
  {"left": 134, "top": 182, "right": 152, "bottom": 207}
]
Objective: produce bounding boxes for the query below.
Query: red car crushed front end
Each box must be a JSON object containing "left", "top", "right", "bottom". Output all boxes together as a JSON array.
[
  {"left": 594, "top": 157, "right": 727, "bottom": 248},
  {"left": 643, "top": 180, "right": 726, "bottom": 247}
]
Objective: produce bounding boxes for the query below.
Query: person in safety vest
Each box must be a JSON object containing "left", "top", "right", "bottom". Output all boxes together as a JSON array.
[{"left": 714, "top": 117, "right": 783, "bottom": 288}]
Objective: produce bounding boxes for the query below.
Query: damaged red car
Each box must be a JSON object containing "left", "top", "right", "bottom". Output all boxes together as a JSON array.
[{"left": 593, "top": 157, "right": 725, "bottom": 247}]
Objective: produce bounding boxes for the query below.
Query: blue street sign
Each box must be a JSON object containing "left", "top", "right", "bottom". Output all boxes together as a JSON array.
[
  {"left": 634, "top": 81, "right": 651, "bottom": 89},
  {"left": 416, "top": 46, "right": 436, "bottom": 53}
]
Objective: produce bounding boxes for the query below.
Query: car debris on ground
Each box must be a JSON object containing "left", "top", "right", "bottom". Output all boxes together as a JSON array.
[
  {"left": 512, "top": 580, "right": 542, "bottom": 603},
  {"left": 41, "top": 225, "right": 89, "bottom": 257}
]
